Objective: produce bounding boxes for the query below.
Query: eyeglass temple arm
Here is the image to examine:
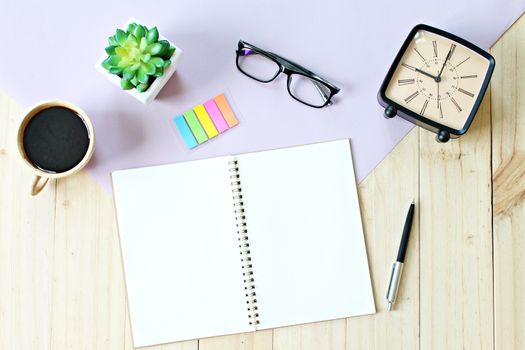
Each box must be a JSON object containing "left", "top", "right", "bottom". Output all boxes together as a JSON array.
[{"left": 313, "top": 81, "right": 332, "bottom": 105}]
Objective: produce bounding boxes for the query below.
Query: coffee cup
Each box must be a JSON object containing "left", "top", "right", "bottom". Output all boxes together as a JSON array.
[{"left": 16, "top": 100, "right": 95, "bottom": 196}]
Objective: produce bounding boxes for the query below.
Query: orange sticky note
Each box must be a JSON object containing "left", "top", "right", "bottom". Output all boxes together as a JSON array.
[
  {"left": 214, "top": 93, "right": 239, "bottom": 127},
  {"left": 194, "top": 104, "right": 218, "bottom": 138}
]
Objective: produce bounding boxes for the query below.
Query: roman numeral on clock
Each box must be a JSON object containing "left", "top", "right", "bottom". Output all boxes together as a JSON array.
[
  {"left": 450, "top": 97, "right": 462, "bottom": 112},
  {"left": 420, "top": 99, "right": 429, "bottom": 115},
  {"left": 398, "top": 78, "right": 415, "bottom": 86},
  {"left": 433, "top": 41, "right": 438, "bottom": 57},
  {"left": 402, "top": 62, "right": 416, "bottom": 71},
  {"left": 404, "top": 91, "right": 419, "bottom": 104},
  {"left": 458, "top": 88, "right": 474, "bottom": 97}
]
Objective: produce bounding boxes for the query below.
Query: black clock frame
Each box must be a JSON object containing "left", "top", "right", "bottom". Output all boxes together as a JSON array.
[{"left": 377, "top": 24, "right": 495, "bottom": 143}]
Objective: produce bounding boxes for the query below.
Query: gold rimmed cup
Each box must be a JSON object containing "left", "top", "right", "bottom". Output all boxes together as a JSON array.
[{"left": 16, "top": 99, "right": 95, "bottom": 196}]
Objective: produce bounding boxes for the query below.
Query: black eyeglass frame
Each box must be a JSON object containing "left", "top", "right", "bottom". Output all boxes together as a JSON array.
[{"left": 236, "top": 40, "right": 341, "bottom": 108}]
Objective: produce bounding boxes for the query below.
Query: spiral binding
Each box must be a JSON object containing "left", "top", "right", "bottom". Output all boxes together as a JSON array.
[{"left": 229, "top": 158, "right": 260, "bottom": 326}]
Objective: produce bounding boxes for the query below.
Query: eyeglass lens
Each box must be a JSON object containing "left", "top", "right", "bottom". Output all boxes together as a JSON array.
[
  {"left": 288, "top": 74, "right": 332, "bottom": 107},
  {"left": 237, "top": 50, "right": 280, "bottom": 82}
]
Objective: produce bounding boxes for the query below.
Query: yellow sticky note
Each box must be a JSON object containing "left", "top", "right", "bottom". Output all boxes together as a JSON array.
[{"left": 194, "top": 104, "right": 218, "bottom": 138}]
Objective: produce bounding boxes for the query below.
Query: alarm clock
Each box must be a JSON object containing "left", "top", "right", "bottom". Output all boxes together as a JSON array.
[{"left": 378, "top": 24, "right": 495, "bottom": 142}]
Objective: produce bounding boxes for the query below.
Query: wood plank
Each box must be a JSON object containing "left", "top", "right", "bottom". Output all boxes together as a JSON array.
[
  {"left": 124, "top": 309, "right": 198, "bottom": 350},
  {"left": 491, "top": 14, "right": 525, "bottom": 350},
  {"left": 346, "top": 128, "right": 419, "bottom": 350},
  {"left": 0, "top": 90, "right": 56, "bottom": 349},
  {"left": 274, "top": 319, "right": 346, "bottom": 350},
  {"left": 419, "top": 87, "right": 493, "bottom": 349},
  {"left": 124, "top": 310, "right": 199, "bottom": 350},
  {"left": 199, "top": 330, "right": 272, "bottom": 350},
  {"left": 48, "top": 170, "right": 126, "bottom": 349}
]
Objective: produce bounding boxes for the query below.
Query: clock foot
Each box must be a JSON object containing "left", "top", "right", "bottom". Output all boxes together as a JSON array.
[
  {"left": 436, "top": 130, "right": 450, "bottom": 143},
  {"left": 384, "top": 106, "right": 397, "bottom": 119}
]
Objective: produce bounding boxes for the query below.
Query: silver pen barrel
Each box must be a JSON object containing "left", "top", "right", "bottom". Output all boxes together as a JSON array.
[{"left": 386, "top": 261, "right": 404, "bottom": 311}]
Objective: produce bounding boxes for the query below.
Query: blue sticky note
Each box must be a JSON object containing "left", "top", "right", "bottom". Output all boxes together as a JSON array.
[{"left": 174, "top": 115, "right": 198, "bottom": 149}]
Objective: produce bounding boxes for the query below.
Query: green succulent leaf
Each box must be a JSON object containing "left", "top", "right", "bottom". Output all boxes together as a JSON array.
[
  {"left": 120, "top": 78, "right": 134, "bottom": 90},
  {"left": 105, "top": 46, "right": 116, "bottom": 55},
  {"left": 146, "top": 27, "right": 159, "bottom": 44},
  {"left": 101, "top": 60, "right": 112, "bottom": 71},
  {"left": 145, "top": 43, "right": 162, "bottom": 55},
  {"left": 162, "top": 46, "right": 176, "bottom": 60},
  {"left": 149, "top": 57, "right": 164, "bottom": 67},
  {"left": 136, "top": 68, "right": 149, "bottom": 84},
  {"left": 115, "top": 47, "right": 128, "bottom": 56},
  {"left": 141, "top": 53, "right": 151, "bottom": 63},
  {"left": 163, "top": 59, "right": 171, "bottom": 67},
  {"left": 133, "top": 24, "right": 145, "bottom": 39},
  {"left": 127, "top": 23, "right": 137, "bottom": 34},
  {"left": 126, "top": 33, "right": 138, "bottom": 42},
  {"left": 136, "top": 83, "right": 150, "bottom": 93},
  {"left": 115, "top": 29, "right": 127, "bottom": 45},
  {"left": 123, "top": 38, "right": 138, "bottom": 49},
  {"left": 130, "top": 76, "right": 139, "bottom": 86},
  {"left": 154, "top": 66, "right": 164, "bottom": 77},
  {"left": 104, "top": 55, "right": 121, "bottom": 67},
  {"left": 141, "top": 62, "right": 155, "bottom": 75},
  {"left": 129, "top": 63, "right": 141, "bottom": 71},
  {"left": 108, "top": 36, "right": 118, "bottom": 46},
  {"left": 109, "top": 66, "right": 123, "bottom": 75},
  {"left": 158, "top": 40, "right": 170, "bottom": 55},
  {"left": 122, "top": 68, "right": 135, "bottom": 80},
  {"left": 139, "top": 37, "right": 148, "bottom": 52}
]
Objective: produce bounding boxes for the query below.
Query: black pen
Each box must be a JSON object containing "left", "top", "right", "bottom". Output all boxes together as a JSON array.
[{"left": 386, "top": 201, "right": 415, "bottom": 311}]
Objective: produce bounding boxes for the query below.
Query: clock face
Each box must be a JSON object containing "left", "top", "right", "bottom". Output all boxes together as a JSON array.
[{"left": 385, "top": 29, "right": 491, "bottom": 131}]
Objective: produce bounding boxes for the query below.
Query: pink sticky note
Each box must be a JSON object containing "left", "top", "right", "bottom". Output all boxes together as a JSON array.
[{"left": 203, "top": 99, "right": 229, "bottom": 133}]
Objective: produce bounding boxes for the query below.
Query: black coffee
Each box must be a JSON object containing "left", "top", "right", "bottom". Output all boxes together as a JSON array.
[{"left": 23, "top": 106, "right": 90, "bottom": 173}]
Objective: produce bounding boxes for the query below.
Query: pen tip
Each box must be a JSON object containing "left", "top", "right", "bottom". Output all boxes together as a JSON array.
[
  {"left": 411, "top": 199, "right": 415, "bottom": 205},
  {"left": 387, "top": 303, "right": 392, "bottom": 311}
]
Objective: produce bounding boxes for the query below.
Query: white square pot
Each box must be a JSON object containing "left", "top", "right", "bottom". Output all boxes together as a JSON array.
[{"left": 95, "top": 18, "right": 183, "bottom": 104}]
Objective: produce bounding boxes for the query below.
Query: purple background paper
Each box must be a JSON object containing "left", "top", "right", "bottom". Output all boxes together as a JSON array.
[{"left": 1, "top": 1, "right": 523, "bottom": 192}]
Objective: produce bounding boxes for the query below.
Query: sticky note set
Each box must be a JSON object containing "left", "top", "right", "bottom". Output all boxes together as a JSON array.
[{"left": 173, "top": 93, "right": 240, "bottom": 149}]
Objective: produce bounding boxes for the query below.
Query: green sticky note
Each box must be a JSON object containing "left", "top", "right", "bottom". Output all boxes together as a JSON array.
[{"left": 183, "top": 109, "right": 208, "bottom": 144}]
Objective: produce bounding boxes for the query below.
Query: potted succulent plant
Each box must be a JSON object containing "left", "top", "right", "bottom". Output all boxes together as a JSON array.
[{"left": 96, "top": 18, "right": 183, "bottom": 104}]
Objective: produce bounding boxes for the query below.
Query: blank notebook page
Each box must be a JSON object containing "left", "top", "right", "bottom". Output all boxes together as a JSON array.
[
  {"left": 237, "top": 140, "right": 375, "bottom": 329},
  {"left": 112, "top": 157, "right": 251, "bottom": 347}
]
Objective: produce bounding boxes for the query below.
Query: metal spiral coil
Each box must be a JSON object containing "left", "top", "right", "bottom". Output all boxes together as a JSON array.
[{"left": 229, "top": 159, "right": 260, "bottom": 326}]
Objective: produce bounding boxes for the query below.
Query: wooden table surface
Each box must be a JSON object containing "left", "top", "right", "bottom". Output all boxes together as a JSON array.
[{"left": 1, "top": 15, "right": 524, "bottom": 350}]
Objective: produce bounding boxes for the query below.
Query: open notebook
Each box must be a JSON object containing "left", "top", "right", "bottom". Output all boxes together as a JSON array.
[{"left": 112, "top": 139, "right": 375, "bottom": 347}]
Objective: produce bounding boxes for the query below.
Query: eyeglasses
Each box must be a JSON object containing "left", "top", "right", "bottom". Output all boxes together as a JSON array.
[{"left": 236, "top": 40, "right": 340, "bottom": 108}]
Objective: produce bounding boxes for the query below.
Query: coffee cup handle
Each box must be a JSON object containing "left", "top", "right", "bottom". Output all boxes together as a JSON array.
[{"left": 31, "top": 175, "right": 49, "bottom": 196}]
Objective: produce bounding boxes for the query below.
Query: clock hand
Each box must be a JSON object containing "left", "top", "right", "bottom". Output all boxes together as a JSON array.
[
  {"left": 437, "top": 70, "right": 440, "bottom": 109},
  {"left": 437, "top": 81, "right": 440, "bottom": 109},
  {"left": 415, "top": 68, "right": 439, "bottom": 81},
  {"left": 437, "top": 46, "right": 453, "bottom": 80}
]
